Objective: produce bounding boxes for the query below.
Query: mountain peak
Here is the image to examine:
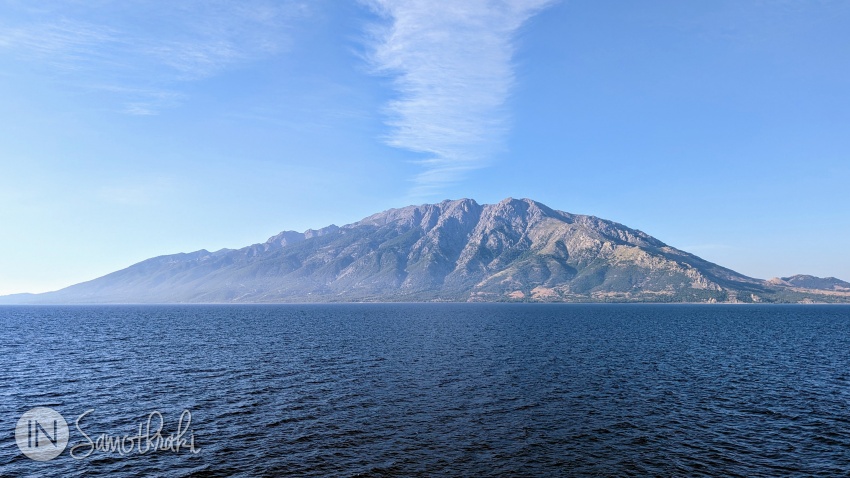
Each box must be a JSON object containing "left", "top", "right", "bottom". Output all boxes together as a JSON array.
[
  {"left": 2, "top": 198, "right": 848, "bottom": 304},
  {"left": 265, "top": 225, "right": 340, "bottom": 248}
]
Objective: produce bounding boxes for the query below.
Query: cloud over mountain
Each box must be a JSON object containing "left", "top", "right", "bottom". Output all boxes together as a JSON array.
[{"left": 364, "top": 0, "right": 553, "bottom": 196}]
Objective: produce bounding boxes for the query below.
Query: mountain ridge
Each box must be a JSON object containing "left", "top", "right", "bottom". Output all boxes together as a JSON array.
[{"left": 2, "top": 198, "right": 848, "bottom": 304}]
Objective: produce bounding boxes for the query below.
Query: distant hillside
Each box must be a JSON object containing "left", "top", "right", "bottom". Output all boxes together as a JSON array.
[
  {"left": 779, "top": 275, "right": 850, "bottom": 292},
  {"left": 2, "top": 198, "right": 848, "bottom": 304}
]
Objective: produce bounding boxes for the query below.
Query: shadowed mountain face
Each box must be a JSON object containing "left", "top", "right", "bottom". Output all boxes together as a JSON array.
[{"left": 3, "top": 198, "right": 848, "bottom": 303}]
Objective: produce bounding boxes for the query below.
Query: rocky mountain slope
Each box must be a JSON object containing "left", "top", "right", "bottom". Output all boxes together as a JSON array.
[{"left": 2, "top": 198, "right": 848, "bottom": 303}]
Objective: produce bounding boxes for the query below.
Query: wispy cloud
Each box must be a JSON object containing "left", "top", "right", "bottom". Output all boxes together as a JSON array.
[
  {"left": 89, "top": 85, "right": 184, "bottom": 116},
  {"left": 363, "top": 0, "right": 554, "bottom": 197},
  {"left": 0, "top": 20, "right": 119, "bottom": 70},
  {"left": 0, "top": 1, "right": 307, "bottom": 114},
  {"left": 98, "top": 177, "right": 176, "bottom": 206}
]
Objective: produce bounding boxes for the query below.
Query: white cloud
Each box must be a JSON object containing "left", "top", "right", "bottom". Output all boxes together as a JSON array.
[
  {"left": 0, "top": 1, "right": 307, "bottom": 113},
  {"left": 122, "top": 103, "right": 159, "bottom": 116},
  {"left": 98, "top": 177, "right": 175, "bottom": 205},
  {"left": 0, "top": 20, "right": 121, "bottom": 71},
  {"left": 363, "top": 0, "right": 554, "bottom": 197},
  {"left": 91, "top": 85, "right": 184, "bottom": 116}
]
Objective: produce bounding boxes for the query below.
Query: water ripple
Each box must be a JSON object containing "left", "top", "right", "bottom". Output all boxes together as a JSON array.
[{"left": 0, "top": 304, "right": 849, "bottom": 476}]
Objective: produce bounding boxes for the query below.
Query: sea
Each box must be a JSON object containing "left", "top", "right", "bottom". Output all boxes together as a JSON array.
[{"left": 0, "top": 304, "right": 848, "bottom": 476}]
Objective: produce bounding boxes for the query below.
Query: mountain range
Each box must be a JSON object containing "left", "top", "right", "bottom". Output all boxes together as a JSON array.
[{"left": 2, "top": 198, "right": 849, "bottom": 304}]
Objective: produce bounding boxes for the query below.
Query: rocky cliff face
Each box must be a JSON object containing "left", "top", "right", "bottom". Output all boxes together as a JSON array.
[{"left": 4, "top": 198, "right": 848, "bottom": 303}]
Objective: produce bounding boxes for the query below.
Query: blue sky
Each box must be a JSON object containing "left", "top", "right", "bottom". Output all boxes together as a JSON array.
[{"left": 1, "top": 0, "right": 848, "bottom": 295}]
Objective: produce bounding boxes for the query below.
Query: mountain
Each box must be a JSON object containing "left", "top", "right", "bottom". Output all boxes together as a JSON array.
[
  {"left": 776, "top": 275, "right": 850, "bottom": 292},
  {"left": 2, "top": 198, "right": 848, "bottom": 304}
]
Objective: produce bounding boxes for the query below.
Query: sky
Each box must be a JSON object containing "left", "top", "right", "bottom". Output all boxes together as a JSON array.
[{"left": 1, "top": 0, "right": 848, "bottom": 295}]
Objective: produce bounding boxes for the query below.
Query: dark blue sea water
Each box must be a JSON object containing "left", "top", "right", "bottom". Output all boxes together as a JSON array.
[{"left": 1, "top": 304, "right": 849, "bottom": 476}]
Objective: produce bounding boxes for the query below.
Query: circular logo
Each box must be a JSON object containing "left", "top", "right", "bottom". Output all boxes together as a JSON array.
[{"left": 15, "top": 407, "right": 69, "bottom": 461}]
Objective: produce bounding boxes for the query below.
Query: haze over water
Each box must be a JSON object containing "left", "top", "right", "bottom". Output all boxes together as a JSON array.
[{"left": 2, "top": 304, "right": 849, "bottom": 476}]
